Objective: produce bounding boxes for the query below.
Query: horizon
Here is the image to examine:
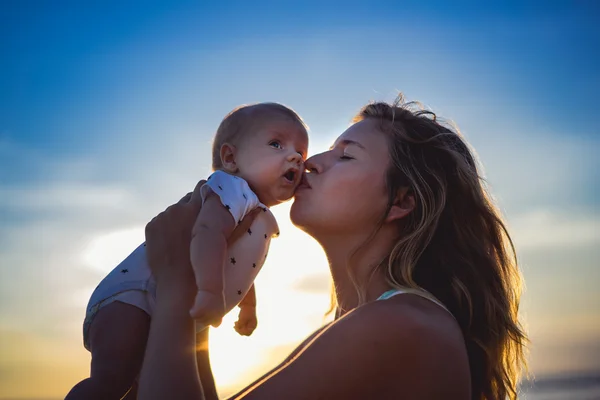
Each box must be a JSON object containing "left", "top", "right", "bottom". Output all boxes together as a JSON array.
[{"left": 1, "top": 1, "right": 599, "bottom": 398}]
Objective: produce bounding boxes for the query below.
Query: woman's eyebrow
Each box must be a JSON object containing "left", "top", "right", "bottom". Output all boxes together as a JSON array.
[{"left": 329, "top": 139, "right": 366, "bottom": 151}]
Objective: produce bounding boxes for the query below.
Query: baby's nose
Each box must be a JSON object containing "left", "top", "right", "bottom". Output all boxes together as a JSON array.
[{"left": 288, "top": 152, "right": 303, "bottom": 164}]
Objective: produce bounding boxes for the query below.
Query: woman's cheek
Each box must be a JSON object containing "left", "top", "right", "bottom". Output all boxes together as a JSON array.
[
  {"left": 348, "top": 173, "right": 388, "bottom": 217},
  {"left": 337, "top": 172, "right": 375, "bottom": 199}
]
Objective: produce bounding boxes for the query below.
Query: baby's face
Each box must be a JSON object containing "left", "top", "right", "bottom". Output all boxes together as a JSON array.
[{"left": 234, "top": 118, "right": 308, "bottom": 207}]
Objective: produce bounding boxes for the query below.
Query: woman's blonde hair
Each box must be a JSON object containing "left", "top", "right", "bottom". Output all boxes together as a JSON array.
[{"left": 346, "top": 95, "right": 527, "bottom": 400}]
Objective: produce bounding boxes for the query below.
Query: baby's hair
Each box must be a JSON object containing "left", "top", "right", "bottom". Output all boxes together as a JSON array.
[{"left": 211, "top": 103, "right": 307, "bottom": 170}]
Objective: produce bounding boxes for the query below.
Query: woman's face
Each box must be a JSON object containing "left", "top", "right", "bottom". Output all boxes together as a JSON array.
[{"left": 291, "top": 118, "right": 391, "bottom": 238}]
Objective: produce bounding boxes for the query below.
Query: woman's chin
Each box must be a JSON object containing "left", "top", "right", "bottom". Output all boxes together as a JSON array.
[
  {"left": 289, "top": 202, "right": 302, "bottom": 225},
  {"left": 289, "top": 201, "right": 311, "bottom": 230}
]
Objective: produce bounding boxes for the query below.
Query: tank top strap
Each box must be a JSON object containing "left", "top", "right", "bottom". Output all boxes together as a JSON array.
[{"left": 377, "top": 287, "right": 454, "bottom": 318}]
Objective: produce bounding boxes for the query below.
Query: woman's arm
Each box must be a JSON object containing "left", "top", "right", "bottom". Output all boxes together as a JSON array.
[
  {"left": 196, "top": 328, "right": 219, "bottom": 400},
  {"left": 138, "top": 282, "right": 205, "bottom": 400},
  {"left": 139, "top": 182, "right": 209, "bottom": 400}
]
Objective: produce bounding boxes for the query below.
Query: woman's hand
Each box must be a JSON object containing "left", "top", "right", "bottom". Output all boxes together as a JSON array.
[
  {"left": 139, "top": 181, "right": 208, "bottom": 400},
  {"left": 144, "top": 180, "right": 206, "bottom": 292}
]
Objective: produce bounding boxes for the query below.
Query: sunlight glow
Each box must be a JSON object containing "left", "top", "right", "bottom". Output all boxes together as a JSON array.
[
  {"left": 208, "top": 203, "right": 333, "bottom": 390},
  {"left": 81, "top": 227, "right": 145, "bottom": 273},
  {"left": 74, "top": 204, "right": 333, "bottom": 391}
]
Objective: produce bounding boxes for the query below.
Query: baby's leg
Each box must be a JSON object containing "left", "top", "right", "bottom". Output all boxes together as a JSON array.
[{"left": 65, "top": 301, "right": 150, "bottom": 400}]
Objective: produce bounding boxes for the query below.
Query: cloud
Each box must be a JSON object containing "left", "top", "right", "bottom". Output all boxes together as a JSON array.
[
  {"left": 457, "top": 118, "right": 600, "bottom": 215},
  {"left": 509, "top": 209, "right": 600, "bottom": 250},
  {"left": 0, "top": 184, "right": 134, "bottom": 213}
]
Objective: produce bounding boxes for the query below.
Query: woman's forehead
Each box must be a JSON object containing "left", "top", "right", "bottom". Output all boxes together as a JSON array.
[{"left": 333, "top": 119, "right": 387, "bottom": 152}]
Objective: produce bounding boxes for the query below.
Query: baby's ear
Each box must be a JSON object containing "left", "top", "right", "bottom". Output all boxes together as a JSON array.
[
  {"left": 385, "top": 187, "right": 415, "bottom": 223},
  {"left": 220, "top": 143, "right": 238, "bottom": 173}
]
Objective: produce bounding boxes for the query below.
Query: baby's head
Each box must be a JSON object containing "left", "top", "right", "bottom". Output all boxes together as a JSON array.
[{"left": 212, "top": 103, "right": 309, "bottom": 207}]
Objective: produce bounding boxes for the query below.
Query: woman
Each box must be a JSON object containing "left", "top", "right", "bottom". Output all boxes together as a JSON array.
[{"left": 139, "top": 96, "right": 527, "bottom": 399}]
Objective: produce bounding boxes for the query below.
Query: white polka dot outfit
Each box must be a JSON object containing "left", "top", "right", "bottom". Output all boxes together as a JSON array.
[{"left": 82, "top": 171, "right": 279, "bottom": 350}]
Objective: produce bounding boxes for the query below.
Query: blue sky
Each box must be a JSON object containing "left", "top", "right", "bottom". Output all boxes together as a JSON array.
[{"left": 1, "top": 1, "right": 599, "bottom": 398}]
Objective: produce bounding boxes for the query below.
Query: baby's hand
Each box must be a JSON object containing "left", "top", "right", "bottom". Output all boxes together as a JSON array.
[
  {"left": 234, "top": 305, "right": 258, "bottom": 336},
  {"left": 190, "top": 290, "right": 226, "bottom": 327}
]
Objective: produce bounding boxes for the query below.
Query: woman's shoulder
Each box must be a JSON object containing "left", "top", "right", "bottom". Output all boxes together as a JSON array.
[
  {"left": 228, "top": 295, "right": 470, "bottom": 399},
  {"left": 320, "top": 294, "right": 471, "bottom": 397},
  {"left": 336, "top": 294, "right": 463, "bottom": 352}
]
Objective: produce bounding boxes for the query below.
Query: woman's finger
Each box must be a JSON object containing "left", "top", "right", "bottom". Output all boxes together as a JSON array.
[
  {"left": 190, "top": 179, "right": 207, "bottom": 204},
  {"left": 178, "top": 192, "right": 193, "bottom": 204},
  {"left": 144, "top": 215, "right": 159, "bottom": 238}
]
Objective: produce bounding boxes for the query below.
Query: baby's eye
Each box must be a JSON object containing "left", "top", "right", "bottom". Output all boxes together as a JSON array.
[
  {"left": 340, "top": 154, "right": 354, "bottom": 160},
  {"left": 269, "top": 141, "right": 282, "bottom": 149}
]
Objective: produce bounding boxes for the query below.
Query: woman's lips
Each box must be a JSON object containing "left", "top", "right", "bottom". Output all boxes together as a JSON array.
[{"left": 297, "top": 173, "right": 311, "bottom": 190}]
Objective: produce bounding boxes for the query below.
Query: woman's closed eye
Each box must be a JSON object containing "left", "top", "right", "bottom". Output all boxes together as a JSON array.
[{"left": 340, "top": 154, "right": 354, "bottom": 160}]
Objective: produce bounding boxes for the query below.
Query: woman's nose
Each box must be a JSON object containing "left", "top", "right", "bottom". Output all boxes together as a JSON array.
[{"left": 304, "top": 156, "right": 321, "bottom": 174}]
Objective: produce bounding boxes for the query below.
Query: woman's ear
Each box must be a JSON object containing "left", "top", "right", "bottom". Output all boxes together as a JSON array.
[
  {"left": 385, "top": 187, "right": 415, "bottom": 223},
  {"left": 220, "top": 143, "right": 238, "bottom": 173}
]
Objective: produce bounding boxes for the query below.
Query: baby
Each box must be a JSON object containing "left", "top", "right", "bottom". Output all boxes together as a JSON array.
[{"left": 66, "top": 103, "right": 309, "bottom": 399}]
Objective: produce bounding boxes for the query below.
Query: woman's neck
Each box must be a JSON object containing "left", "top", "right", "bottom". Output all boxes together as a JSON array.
[{"left": 318, "top": 228, "right": 397, "bottom": 314}]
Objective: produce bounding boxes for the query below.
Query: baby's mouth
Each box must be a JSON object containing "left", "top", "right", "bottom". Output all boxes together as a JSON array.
[{"left": 283, "top": 168, "right": 298, "bottom": 184}]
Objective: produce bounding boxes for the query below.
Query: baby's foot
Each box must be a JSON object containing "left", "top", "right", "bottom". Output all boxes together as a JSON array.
[
  {"left": 190, "top": 290, "right": 226, "bottom": 327},
  {"left": 234, "top": 305, "right": 258, "bottom": 336}
]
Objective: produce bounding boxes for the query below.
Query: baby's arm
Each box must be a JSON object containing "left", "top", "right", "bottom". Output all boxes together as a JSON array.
[
  {"left": 239, "top": 283, "right": 257, "bottom": 308},
  {"left": 189, "top": 191, "right": 236, "bottom": 325},
  {"left": 235, "top": 284, "right": 258, "bottom": 336}
]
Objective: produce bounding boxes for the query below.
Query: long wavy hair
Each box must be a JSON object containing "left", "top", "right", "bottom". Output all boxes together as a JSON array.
[{"left": 344, "top": 95, "right": 527, "bottom": 400}]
